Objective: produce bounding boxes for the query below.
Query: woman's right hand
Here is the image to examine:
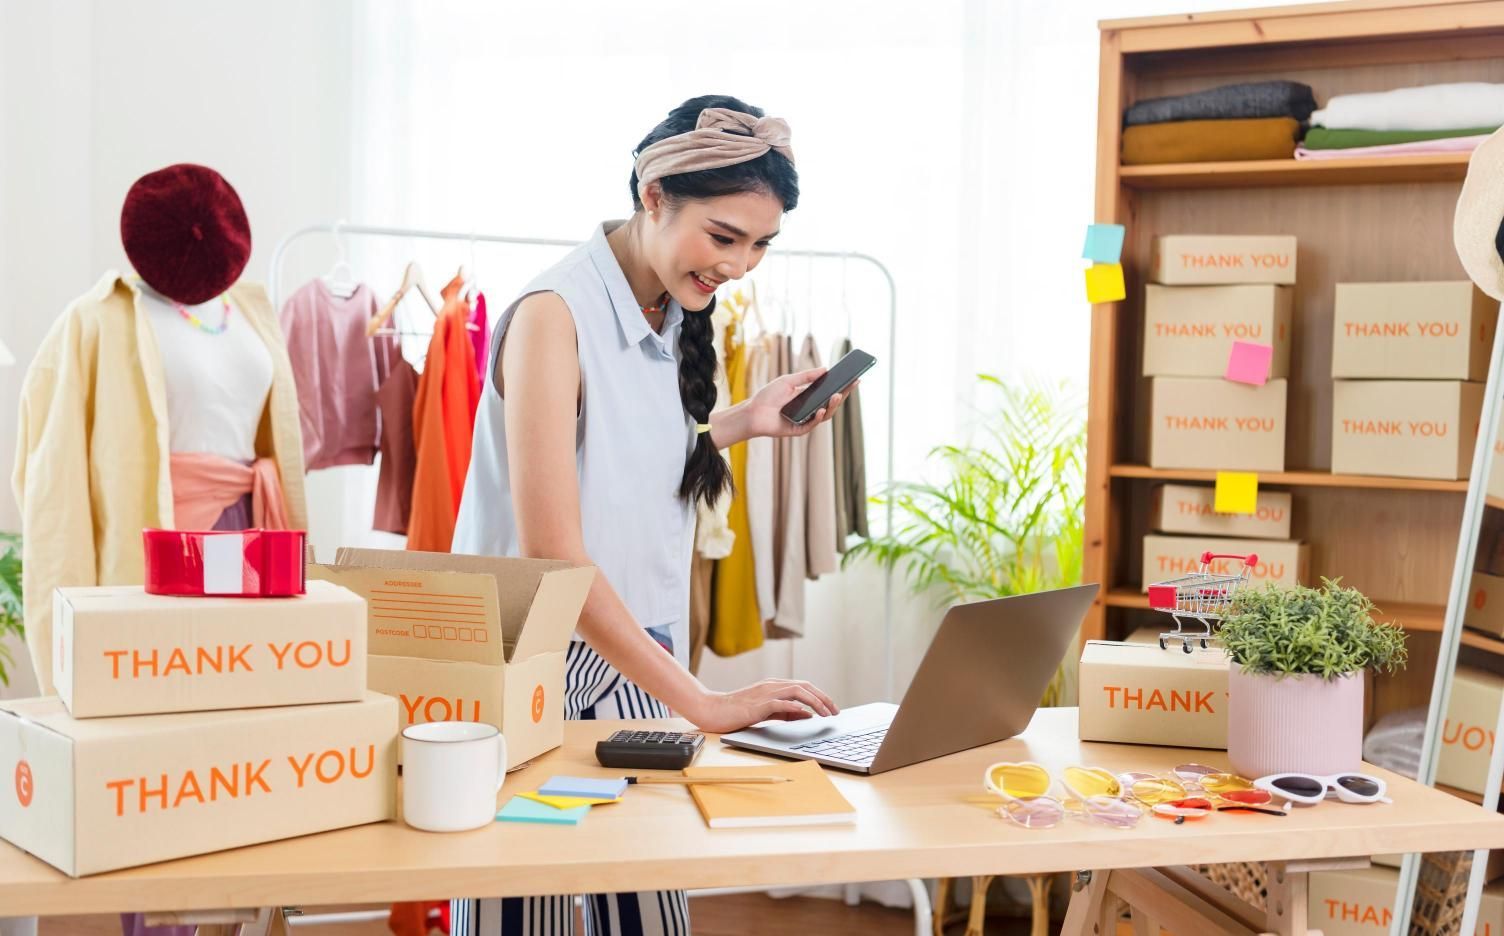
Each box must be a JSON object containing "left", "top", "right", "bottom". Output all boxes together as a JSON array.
[{"left": 686, "top": 679, "right": 841, "bottom": 734}]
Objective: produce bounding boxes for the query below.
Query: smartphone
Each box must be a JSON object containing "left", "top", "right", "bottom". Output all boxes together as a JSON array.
[{"left": 780, "top": 349, "right": 877, "bottom": 425}]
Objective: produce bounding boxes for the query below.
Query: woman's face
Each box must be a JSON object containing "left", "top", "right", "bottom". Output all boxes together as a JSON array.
[{"left": 645, "top": 189, "right": 783, "bottom": 311}]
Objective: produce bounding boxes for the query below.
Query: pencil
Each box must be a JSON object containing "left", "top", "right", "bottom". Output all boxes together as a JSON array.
[{"left": 625, "top": 776, "right": 790, "bottom": 786}]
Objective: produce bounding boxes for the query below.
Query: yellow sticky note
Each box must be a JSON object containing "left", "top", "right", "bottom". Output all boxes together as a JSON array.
[
  {"left": 519, "top": 791, "right": 620, "bottom": 810},
  {"left": 1085, "top": 263, "right": 1126, "bottom": 303},
  {"left": 1214, "top": 471, "right": 1259, "bottom": 515}
]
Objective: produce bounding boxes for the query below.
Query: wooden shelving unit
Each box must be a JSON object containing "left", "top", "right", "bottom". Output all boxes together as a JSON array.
[
  {"left": 1119, "top": 151, "right": 1472, "bottom": 189},
  {"left": 1085, "top": 1, "right": 1504, "bottom": 812}
]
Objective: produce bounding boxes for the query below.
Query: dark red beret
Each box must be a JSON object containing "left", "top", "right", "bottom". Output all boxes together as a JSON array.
[{"left": 120, "top": 164, "right": 251, "bottom": 305}]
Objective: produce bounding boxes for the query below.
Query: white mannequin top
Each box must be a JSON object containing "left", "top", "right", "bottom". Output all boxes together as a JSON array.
[{"left": 138, "top": 280, "right": 274, "bottom": 462}]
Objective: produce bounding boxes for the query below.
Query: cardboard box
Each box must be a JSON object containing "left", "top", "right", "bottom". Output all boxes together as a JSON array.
[
  {"left": 307, "top": 548, "right": 594, "bottom": 769},
  {"left": 1372, "top": 850, "right": 1504, "bottom": 882},
  {"left": 1142, "top": 284, "right": 1293, "bottom": 378},
  {"left": 0, "top": 692, "right": 396, "bottom": 877},
  {"left": 1437, "top": 665, "right": 1504, "bottom": 795},
  {"left": 53, "top": 581, "right": 367, "bottom": 719},
  {"left": 1469, "top": 573, "right": 1504, "bottom": 640},
  {"left": 1142, "top": 534, "right": 1308, "bottom": 592},
  {"left": 1149, "top": 377, "right": 1287, "bottom": 472},
  {"left": 1332, "top": 380, "right": 1484, "bottom": 481},
  {"left": 1309, "top": 867, "right": 1504, "bottom": 936},
  {"left": 1489, "top": 408, "right": 1504, "bottom": 502},
  {"left": 1150, "top": 235, "right": 1297, "bottom": 286},
  {"left": 1332, "top": 281, "right": 1497, "bottom": 381},
  {"left": 1078, "top": 640, "right": 1230, "bottom": 749},
  {"left": 1152, "top": 483, "right": 1293, "bottom": 540}
]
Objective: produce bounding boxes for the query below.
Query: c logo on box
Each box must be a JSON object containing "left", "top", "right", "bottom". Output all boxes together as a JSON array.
[
  {"left": 15, "top": 761, "right": 33, "bottom": 808},
  {"left": 531, "top": 685, "right": 545, "bottom": 724}
]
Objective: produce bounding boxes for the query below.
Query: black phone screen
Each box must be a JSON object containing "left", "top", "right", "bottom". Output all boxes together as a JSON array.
[{"left": 780, "top": 349, "right": 877, "bottom": 425}]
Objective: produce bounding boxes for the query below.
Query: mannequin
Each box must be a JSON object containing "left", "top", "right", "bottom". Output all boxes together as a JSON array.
[{"left": 12, "top": 163, "right": 307, "bottom": 700}]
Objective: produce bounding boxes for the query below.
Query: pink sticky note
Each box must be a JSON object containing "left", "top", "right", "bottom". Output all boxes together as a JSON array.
[{"left": 1225, "top": 341, "right": 1273, "bottom": 386}]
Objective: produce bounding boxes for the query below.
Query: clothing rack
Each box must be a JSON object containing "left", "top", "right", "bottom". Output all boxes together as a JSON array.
[{"left": 268, "top": 221, "right": 901, "bottom": 701}]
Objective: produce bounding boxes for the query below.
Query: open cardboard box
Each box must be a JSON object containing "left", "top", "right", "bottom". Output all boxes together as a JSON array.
[{"left": 307, "top": 548, "right": 594, "bottom": 769}]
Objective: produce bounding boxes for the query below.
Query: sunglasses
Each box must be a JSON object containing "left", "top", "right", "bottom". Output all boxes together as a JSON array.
[
  {"left": 1117, "top": 765, "right": 1272, "bottom": 808},
  {"left": 984, "top": 762, "right": 1143, "bottom": 830},
  {"left": 1150, "top": 797, "right": 1289, "bottom": 823},
  {"left": 1254, "top": 772, "right": 1390, "bottom": 806}
]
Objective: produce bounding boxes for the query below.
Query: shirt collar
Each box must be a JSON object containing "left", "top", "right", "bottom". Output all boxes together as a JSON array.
[{"left": 590, "top": 221, "right": 683, "bottom": 356}]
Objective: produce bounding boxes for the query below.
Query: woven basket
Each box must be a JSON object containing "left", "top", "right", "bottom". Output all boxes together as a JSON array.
[{"left": 1193, "top": 852, "right": 1474, "bottom": 936}]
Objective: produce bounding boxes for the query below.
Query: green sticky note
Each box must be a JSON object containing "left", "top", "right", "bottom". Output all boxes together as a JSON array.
[
  {"left": 497, "top": 795, "right": 590, "bottom": 825},
  {"left": 1214, "top": 472, "right": 1259, "bottom": 515},
  {"left": 1085, "top": 263, "right": 1126, "bottom": 304}
]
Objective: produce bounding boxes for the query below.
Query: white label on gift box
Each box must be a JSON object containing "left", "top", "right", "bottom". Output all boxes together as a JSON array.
[{"left": 203, "top": 533, "right": 245, "bottom": 595}]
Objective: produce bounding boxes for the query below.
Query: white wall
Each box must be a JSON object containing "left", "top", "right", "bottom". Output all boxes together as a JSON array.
[{"left": 0, "top": 0, "right": 356, "bottom": 695}]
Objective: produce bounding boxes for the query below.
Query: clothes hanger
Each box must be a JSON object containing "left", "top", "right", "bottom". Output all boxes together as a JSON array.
[
  {"left": 323, "top": 220, "right": 359, "bottom": 299},
  {"left": 367, "top": 261, "right": 439, "bottom": 337}
]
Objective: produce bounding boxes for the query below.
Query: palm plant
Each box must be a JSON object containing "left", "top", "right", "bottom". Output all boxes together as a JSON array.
[
  {"left": 0, "top": 532, "right": 21, "bottom": 687},
  {"left": 845, "top": 376, "right": 1086, "bottom": 705}
]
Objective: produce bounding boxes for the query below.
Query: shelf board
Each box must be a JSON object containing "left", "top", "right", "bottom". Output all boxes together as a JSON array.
[
  {"left": 1109, "top": 464, "right": 1469, "bottom": 493},
  {"left": 1462, "top": 628, "right": 1504, "bottom": 655},
  {"left": 1437, "top": 783, "right": 1486, "bottom": 807},
  {"left": 1104, "top": 589, "right": 1443, "bottom": 632},
  {"left": 1118, "top": 153, "right": 1471, "bottom": 190}
]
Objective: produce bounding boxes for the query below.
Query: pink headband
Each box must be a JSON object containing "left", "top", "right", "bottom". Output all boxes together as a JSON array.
[{"left": 634, "top": 107, "right": 795, "bottom": 200}]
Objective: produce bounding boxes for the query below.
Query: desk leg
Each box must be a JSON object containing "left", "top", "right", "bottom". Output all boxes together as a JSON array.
[
  {"left": 1060, "top": 871, "right": 1111, "bottom": 936},
  {"left": 1262, "top": 863, "right": 1310, "bottom": 936}
]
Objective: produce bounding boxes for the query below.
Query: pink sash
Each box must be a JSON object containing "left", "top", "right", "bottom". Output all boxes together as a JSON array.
[{"left": 169, "top": 452, "right": 289, "bottom": 531}]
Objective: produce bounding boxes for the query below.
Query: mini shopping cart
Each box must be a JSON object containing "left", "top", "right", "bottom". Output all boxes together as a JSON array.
[{"left": 1146, "top": 551, "right": 1258, "bottom": 652}]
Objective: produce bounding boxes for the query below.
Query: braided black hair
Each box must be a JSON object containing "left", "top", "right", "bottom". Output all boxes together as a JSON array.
[{"left": 630, "top": 95, "right": 800, "bottom": 509}]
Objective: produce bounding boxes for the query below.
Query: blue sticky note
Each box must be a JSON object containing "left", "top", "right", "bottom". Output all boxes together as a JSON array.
[
  {"left": 497, "top": 795, "right": 591, "bottom": 825},
  {"left": 538, "top": 776, "right": 628, "bottom": 800},
  {"left": 1082, "top": 224, "right": 1126, "bottom": 264}
]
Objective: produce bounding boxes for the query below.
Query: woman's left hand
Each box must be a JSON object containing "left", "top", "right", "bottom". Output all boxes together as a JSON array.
[{"left": 739, "top": 367, "right": 855, "bottom": 440}]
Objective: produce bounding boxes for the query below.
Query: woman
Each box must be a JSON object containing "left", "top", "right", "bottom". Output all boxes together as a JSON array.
[{"left": 450, "top": 95, "right": 849, "bottom": 935}]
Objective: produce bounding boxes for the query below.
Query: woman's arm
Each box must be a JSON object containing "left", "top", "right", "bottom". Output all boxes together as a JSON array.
[
  {"left": 709, "top": 367, "right": 855, "bottom": 450},
  {"left": 501, "top": 293, "right": 838, "bottom": 733}
]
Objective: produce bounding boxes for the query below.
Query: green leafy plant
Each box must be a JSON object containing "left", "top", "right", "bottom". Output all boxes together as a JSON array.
[
  {"left": 0, "top": 532, "right": 20, "bottom": 687},
  {"left": 844, "top": 376, "right": 1085, "bottom": 704},
  {"left": 1218, "top": 578, "right": 1407, "bottom": 680}
]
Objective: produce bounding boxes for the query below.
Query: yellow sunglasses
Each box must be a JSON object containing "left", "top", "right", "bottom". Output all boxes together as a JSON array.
[{"left": 984, "top": 762, "right": 1141, "bottom": 830}]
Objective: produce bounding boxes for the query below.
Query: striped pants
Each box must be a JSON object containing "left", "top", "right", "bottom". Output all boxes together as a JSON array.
[{"left": 451, "top": 627, "right": 692, "bottom": 935}]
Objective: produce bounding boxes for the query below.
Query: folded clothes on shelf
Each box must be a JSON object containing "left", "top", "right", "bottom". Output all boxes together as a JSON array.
[
  {"left": 1302, "top": 125, "right": 1501, "bottom": 149},
  {"left": 1122, "top": 116, "right": 1300, "bottom": 165},
  {"left": 1124, "top": 80, "right": 1316, "bottom": 127},
  {"left": 1311, "top": 81, "right": 1504, "bottom": 131},
  {"left": 1294, "top": 134, "right": 1492, "bottom": 161}
]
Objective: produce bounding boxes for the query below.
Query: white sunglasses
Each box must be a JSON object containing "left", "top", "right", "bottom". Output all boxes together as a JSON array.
[{"left": 1254, "top": 772, "right": 1391, "bottom": 806}]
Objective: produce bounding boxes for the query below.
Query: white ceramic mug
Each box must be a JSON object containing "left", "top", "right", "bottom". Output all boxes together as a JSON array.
[{"left": 401, "top": 721, "right": 507, "bottom": 832}]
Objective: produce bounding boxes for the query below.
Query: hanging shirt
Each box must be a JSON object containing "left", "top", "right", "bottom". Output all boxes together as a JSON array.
[
  {"left": 406, "top": 276, "right": 479, "bottom": 552},
  {"left": 373, "top": 357, "right": 420, "bottom": 534},
  {"left": 140, "top": 283, "right": 273, "bottom": 462},
  {"left": 469, "top": 291, "right": 490, "bottom": 384},
  {"left": 454, "top": 222, "right": 698, "bottom": 641},
  {"left": 709, "top": 318, "right": 763, "bottom": 657},
  {"left": 279, "top": 279, "right": 399, "bottom": 470}
]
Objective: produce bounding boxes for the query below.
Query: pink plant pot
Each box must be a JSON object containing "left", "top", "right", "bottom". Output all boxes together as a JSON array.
[{"left": 1227, "top": 665, "right": 1365, "bottom": 779}]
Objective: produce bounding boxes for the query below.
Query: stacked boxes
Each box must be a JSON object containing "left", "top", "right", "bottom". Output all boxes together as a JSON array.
[
  {"left": 1308, "top": 868, "right": 1504, "bottom": 936},
  {"left": 0, "top": 579, "right": 397, "bottom": 876},
  {"left": 1330, "top": 281, "right": 1494, "bottom": 480},
  {"left": 1146, "top": 235, "right": 1295, "bottom": 472},
  {"left": 1436, "top": 665, "right": 1504, "bottom": 796}
]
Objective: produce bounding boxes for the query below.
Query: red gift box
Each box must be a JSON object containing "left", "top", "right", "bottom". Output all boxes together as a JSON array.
[{"left": 142, "top": 529, "right": 307, "bottom": 597}]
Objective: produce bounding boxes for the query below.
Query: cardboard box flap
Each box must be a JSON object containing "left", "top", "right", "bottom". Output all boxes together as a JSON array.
[
  {"left": 1080, "top": 640, "right": 1230, "bottom": 672},
  {"left": 513, "top": 565, "right": 595, "bottom": 662},
  {"left": 331, "top": 549, "right": 591, "bottom": 662}
]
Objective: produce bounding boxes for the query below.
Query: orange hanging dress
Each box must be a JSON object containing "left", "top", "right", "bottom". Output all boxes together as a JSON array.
[{"left": 405, "top": 276, "right": 480, "bottom": 552}]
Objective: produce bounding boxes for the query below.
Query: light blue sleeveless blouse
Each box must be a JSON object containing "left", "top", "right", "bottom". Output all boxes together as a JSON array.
[{"left": 452, "top": 222, "right": 698, "bottom": 645}]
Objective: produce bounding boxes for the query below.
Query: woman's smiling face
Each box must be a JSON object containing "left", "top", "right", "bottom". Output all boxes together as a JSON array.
[{"left": 643, "top": 187, "right": 783, "bottom": 311}]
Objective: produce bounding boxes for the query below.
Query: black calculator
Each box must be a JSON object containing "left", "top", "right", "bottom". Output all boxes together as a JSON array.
[{"left": 595, "top": 730, "right": 705, "bottom": 769}]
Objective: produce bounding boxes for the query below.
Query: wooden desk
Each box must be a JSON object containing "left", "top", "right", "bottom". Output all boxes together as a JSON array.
[{"left": 0, "top": 708, "right": 1501, "bottom": 927}]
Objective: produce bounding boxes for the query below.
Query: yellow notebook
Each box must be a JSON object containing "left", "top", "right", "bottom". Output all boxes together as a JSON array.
[{"left": 683, "top": 760, "right": 857, "bottom": 829}]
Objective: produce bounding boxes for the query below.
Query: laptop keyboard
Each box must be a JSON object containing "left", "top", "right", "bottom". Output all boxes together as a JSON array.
[{"left": 792, "top": 727, "right": 888, "bottom": 764}]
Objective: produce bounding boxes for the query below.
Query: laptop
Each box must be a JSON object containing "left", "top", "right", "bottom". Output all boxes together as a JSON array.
[{"left": 720, "top": 583, "right": 1099, "bottom": 774}]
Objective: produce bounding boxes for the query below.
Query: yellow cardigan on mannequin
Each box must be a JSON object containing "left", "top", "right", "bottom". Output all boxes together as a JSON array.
[{"left": 11, "top": 271, "right": 307, "bottom": 695}]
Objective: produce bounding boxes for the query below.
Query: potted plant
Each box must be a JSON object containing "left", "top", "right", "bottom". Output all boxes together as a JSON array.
[
  {"left": 0, "top": 532, "right": 22, "bottom": 687},
  {"left": 1218, "top": 577, "right": 1407, "bottom": 778},
  {"left": 845, "top": 375, "right": 1084, "bottom": 705}
]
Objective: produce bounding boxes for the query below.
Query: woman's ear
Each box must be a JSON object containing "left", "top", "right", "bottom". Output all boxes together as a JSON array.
[{"left": 642, "top": 182, "right": 664, "bottom": 220}]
